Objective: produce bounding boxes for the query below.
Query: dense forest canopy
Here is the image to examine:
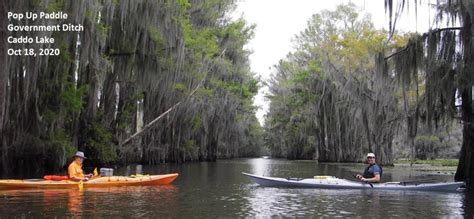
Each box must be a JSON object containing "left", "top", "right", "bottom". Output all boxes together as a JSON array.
[
  {"left": 0, "top": 0, "right": 263, "bottom": 176},
  {"left": 264, "top": 2, "right": 464, "bottom": 167},
  {"left": 383, "top": 0, "right": 474, "bottom": 188},
  {"left": 265, "top": 3, "right": 410, "bottom": 165}
]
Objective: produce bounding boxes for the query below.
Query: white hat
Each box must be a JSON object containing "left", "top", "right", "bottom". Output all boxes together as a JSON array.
[
  {"left": 74, "top": 151, "right": 87, "bottom": 159},
  {"left": 367, "top": 153, "right": 375, "bottom": 158}
]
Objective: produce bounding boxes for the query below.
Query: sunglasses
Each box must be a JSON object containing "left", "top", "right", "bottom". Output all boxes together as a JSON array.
[{"left": 367, "top": 156, "right": 375, "bottom": 159}]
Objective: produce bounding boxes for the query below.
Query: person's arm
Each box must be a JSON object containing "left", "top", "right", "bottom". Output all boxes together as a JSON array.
[
  {"left": 70, "top": 175, "right": 89, "bottom": 181},
  {"left": 361, "top": 174, "right": 380, "bottom": 183}
]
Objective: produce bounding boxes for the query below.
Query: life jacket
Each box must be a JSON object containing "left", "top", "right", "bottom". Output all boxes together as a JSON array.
[
  {"left": 362, "top": 164, "right": 382, "bottom": 179},
  {"left": 43, "top": 175, "right": 69, "bottom": 181}
]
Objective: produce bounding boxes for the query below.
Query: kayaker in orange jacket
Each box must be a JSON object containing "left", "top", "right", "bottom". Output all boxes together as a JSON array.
[{"left": 68, "top": 151, "right": 93, "bottom": 181}]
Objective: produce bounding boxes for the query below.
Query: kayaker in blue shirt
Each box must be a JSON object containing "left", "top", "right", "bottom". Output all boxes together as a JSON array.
[{"left": 356, "top": 153, "right": 382, "bottom": 183}]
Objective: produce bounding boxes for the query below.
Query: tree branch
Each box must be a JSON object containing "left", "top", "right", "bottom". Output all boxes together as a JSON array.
[{"left": 385, "top": 27, "right": 463, "bottom": 60}]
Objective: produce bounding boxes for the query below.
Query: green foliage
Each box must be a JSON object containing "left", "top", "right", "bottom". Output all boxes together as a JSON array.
[
  {"left": 84, "top": 9, "right": 94, "bottom": 21},
  {"left": 415, "top": 135, "right": 439, "bottom": 144},
  {"left": 174, "top": 82, "right": 187, "bottom": 92},
  {"left": 177, "top": 0, "right": 191, "bottom": 10},
  {"left": 182, "top": 19, "right": 219, "bottom": 58},
  {"left": 414, "top": 135, "right": 445, "bottom": 160},
  {"left": 291, "top": 70, "right": 310, "bottom": 84},
  {"left": 217, "top": 19, "right": 256, "bottom": 50},
  {"left": 47, "top": 0, "right": 64, "bottom": 12},
  {"left": 62, "top": 84, "right": 88, "bottom": 113},
  {"left": 43, "top": 108, "right": 58, "bottom": 124},
  {"left": 117, "top": 101, "right": 136, "bottom": 130},
  {"left": 96, "top": 22, "right": 110, "bottom": 39},
  {"left": 191, "top": 116, "right": 202, "bottom": 131},
  {"left": 241, "top": 118, "right": 264, "bottom": 157},
  {"left": 84, "top": 122, "right": 117, "bottom": 164},
  {"left": 196, "top": 87, "right": 214, "bottom": 98},
  {"left": 147, "top": 24, "right": 165, "bottom": 50},
  {"left": 247, "top": 79, "right": 259, "bottom": 94},
  {"left": 25, "top": 129, "right": 75, "bottom": 171},
  {"left": 55, "top": 36, "right": 73, "bottom": 63},
  {"left": 183, "top": 139, "right": 199, "bottom": 159},
  {"left": 47, "top": 129, "right": 76, "bottom": 159},
  {"left": 215, "top": 80, "right": 254, "bottom": 98}
]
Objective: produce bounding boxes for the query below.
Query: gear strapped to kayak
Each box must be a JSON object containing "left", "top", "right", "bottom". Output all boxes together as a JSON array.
[{"left": 242, "top": 172, "right": 464, "bottom": 192}]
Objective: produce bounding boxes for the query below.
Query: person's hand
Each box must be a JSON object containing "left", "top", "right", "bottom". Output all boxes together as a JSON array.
[
  {"left": 83, "top": 177, "right": 89, "bottom": 181},
  {"left": 86, "top": 173, "right": 93, "bottom": 177}
]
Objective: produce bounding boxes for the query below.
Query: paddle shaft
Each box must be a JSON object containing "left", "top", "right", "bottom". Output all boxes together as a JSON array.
[{"left": 353, "top": 174, "right": 374, "bottom": 188}]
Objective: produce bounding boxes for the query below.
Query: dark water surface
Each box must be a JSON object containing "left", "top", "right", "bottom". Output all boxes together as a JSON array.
[{"left": 1, "top": 158, "right": 472, "bottom": 217}]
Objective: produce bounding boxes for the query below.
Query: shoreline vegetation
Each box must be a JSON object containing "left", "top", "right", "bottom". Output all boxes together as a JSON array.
[
  {"left": 293, "top": 159, "right": 459, "bottom": 166},
  {"left": 1, "top": 0, "right": 263, "bottom": 176},
  {"left": 394, "top": 159, "right": 459, "bottom": 167}
]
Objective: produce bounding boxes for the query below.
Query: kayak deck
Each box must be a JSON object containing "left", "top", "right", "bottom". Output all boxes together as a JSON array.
[
  {"left": 242, "top": 172, "right": 464, "bottom": 192},
  {"left": 0, "top": 173, "right": 178, "bottom": 190}
]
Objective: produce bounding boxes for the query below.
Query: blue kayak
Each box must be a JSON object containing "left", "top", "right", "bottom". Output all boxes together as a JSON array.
[{"left": 242, "top": 172, "right": 464, "bottom": 192}]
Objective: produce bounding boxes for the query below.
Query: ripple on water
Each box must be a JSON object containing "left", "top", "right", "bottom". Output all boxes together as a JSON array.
[{"left": 240, "top": 186, "right": 466, "bottom": 217}]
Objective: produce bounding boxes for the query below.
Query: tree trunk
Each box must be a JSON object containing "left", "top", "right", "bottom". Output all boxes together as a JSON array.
[
  {"left": 455, "top": 88, "right": 474, "bottom": 187},
  {"left": 0, "top": 0, "right": 8, "bottom": 175},
  {"left": 362, "top": 110, "right": 373, "bottom": 153},
  {"left": 455, "top": 3, "right": 474, "bottom": 189}
]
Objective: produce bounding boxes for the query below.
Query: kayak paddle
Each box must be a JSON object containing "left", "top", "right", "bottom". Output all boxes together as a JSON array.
[
  {"left": 352, "top": 175, "right": 373, "bottom": 188},
  {"left": 78, "top": 180, "right": 84, "bottom": 191}
]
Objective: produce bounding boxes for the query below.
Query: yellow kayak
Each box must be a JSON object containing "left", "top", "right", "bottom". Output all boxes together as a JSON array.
[{"left": 0, "top": 173, "right": 178, "bottom": 190}]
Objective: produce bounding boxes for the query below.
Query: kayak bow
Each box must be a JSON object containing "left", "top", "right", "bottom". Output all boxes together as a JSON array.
[
  {"left": 0, "top": 173, "right": 178, "bottom": 190},
  {"left": 242, "top": 172, "right": 463, "bottom": 192}
]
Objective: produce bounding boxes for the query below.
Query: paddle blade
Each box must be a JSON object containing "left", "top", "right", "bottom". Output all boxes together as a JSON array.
[
  {"left": 78, "top": 180, "right": 84, "bottom": 190},
  {"left": 93, "top": 168, "right": 98, "bottom": 176}
]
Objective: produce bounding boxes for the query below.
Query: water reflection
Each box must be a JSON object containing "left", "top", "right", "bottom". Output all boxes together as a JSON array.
[
  {"left": 0, "top": 185, "right": 178, "bottom": 217},
  {"left": 250, "top": 157, "right": 273, "bottom": 176},
  {"left": 241, "top": 185, "right": 465, "bottom": 217},
  {"left": 463, "top": 189, "right": 474, "bottom": 218}
]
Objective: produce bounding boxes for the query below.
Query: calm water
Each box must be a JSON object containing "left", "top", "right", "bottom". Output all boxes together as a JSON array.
[{"left": 1, "top": 158, "right": 472, "bottom": 217}]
